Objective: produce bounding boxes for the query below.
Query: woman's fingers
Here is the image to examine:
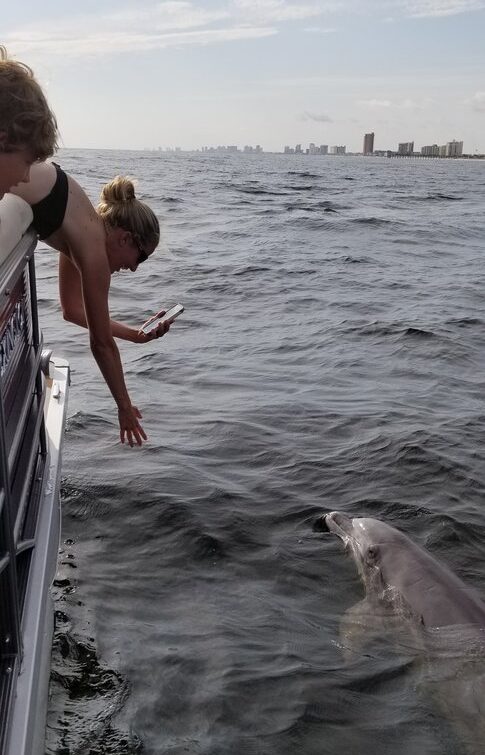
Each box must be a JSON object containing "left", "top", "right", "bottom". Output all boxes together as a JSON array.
[
  {"left": 119, "top": 406, "right": 147, "bottom": 446},
  {"left": 154, "top": 319, "right": 171, "bottom": 338}
]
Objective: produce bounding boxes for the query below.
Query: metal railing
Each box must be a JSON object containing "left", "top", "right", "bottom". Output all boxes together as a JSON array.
[{"left": 0, "top": 231, "right": 47, "bottom": 751}]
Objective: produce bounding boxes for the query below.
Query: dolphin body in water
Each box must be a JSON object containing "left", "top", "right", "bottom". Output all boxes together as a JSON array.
[
  {"left": 320, "top": 511, "right": 485, "bottom": 754},
  {"left": 321, "top": 512, "right": 485, "bottom": 629}
]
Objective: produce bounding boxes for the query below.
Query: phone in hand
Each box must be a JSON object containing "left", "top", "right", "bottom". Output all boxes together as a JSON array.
[{"left": 139, "top": 303, "right": 184, "bottom": 335}]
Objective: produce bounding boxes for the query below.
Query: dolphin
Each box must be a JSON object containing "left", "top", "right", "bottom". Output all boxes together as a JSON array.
[
  {"left": 319, "top": 511, "right": 485, "bottom": 754},
  {"left": 320, "top": 511, "right": 485, "bottom": 630}
]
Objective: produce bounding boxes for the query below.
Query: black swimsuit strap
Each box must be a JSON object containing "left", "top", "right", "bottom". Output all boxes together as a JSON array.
[{"left": 31, "top": 163, "right": 69, "bottom": 240}]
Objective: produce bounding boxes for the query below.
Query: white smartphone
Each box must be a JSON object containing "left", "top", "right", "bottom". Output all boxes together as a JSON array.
[{"left": 139, "top": 303, "right": 184, "bottom": 335}]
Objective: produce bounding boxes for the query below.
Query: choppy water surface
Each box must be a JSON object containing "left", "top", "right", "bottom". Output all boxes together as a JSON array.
[{"left": 39, "top": 151, "right": 485, "bottom": 754}]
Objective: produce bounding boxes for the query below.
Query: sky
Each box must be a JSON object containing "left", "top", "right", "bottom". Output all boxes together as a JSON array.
[{"left": 3, "top": 0, "right": 485, "bottom": 153}]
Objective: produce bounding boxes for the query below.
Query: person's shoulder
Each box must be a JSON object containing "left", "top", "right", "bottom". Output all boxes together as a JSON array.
[
  {"left": 11, "top": 160, "right": 57, "bottom": 203},
  {"left": 31, "top": 160, "right": 56, "bottom": 179},
  {"left": 64, "top": 173, "right": 97, "bottom": 221},
  {"left": 63, "top": 199, "right": 102, "bottom": 240}
]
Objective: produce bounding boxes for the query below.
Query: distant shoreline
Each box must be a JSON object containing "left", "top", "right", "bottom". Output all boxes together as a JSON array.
[{"left": 58, "top": 147, "right": 485, "bottom": 160}]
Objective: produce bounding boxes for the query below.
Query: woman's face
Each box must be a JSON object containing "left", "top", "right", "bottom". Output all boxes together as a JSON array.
[
  {"left": 0, "top": 139, "right": 35, "bottom": 199},
  {"left": 106, "top": 227, "right": 156, "bottom": 274}
]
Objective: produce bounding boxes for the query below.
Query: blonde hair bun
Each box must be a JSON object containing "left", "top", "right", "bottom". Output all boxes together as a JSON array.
[
  {"left": 99, "top": 176, "right": 136, "bottom": 206},
  {"left": 97, "top": 175, "right": 160, "bottom": 250}
]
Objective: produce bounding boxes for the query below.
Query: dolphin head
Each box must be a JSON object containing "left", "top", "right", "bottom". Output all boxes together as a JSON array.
[{"left": 321, "top": 512, "right": 397, "bottom": 579}]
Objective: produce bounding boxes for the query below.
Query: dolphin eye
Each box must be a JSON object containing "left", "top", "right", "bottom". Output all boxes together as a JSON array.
[{"left": 366, "top": 546, "right": 379, "bottom": 563}]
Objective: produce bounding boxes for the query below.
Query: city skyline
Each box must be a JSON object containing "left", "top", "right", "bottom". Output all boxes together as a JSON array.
[
  {"left": 137, "top": 138, "right": 475, "bottom": 157},
  {"left": 3, "top": 1, "right": 485, "bottom": 153},
  {"left": 135, "top": 133, "right": 472, "bottom": 156}
]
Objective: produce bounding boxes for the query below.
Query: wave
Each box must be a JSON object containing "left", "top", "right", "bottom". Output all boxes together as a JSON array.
[
  {"left": 340, "top": 255, "right": 372, "bottom": 264},
  {"left": 395, "top": 192, "right": 464, "bottom": 202},
  {"left": 341, "top": 321, "right": 436, "bottom": 340},
  {"left": 403, "top": 326, "right": 435, "bottom": 339},
  {"left": 233, "top": 265, "right": 272, "bottom": 276},
  {"left": 287, "top": 171, "right": 320, "bottom": 178},
  {"left": 282, "top": 184, "right": 315, "bottom": 191},
  {"left": 424, "top": 193, "right": 464, "bottom": 201},
  {"left": 444, "top": 317, "right": 483, "bottom": 328},
  {"left": 352, "top": 217, "right": 395, "bottom": 226},
  {"left": 234, "top": 185, "right": 289, "bottom": 196}
]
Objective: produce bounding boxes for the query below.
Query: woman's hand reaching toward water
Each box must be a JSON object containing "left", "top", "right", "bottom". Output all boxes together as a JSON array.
[{"left": 119, "top": 404, "right": 147, "bottom": 447}]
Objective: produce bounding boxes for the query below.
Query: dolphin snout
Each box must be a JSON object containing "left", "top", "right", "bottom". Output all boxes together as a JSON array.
[
  {"left": 313, "top": 511, "right": 353, "bottom": 535},
  {"left": 322, "top": 511, "right": 354, "bottom": 537}
]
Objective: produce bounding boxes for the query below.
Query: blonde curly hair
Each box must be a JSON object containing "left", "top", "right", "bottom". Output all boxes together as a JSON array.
[
  {"left": 97, "top": 176, "right": 160, "bottom": 251},
  {"left": 0, "top": 45, "right": 58, "bottom": 160}
]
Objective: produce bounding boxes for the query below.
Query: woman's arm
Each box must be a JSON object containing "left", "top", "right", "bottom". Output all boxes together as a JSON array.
[
  {"left": 61, "top": 215, "right": 146, "bottom": 446},
  {"left": 60, "top": 253, "right": 138, "bottom": 342},
  {"left": 59, "top": 253, "right": 165, "bottom": 343}
]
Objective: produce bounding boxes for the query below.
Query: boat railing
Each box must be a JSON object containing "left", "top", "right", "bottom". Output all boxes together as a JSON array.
[
  {"left": 0, "top": 192, "right": 69, "bottom": 755},
  {"left": 0, "top": 226, "right": 49, "bottom": 753}
]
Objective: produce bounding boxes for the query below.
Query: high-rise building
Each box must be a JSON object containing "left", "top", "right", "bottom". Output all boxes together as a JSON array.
[
  {"left": 398, "top": 141, "right": 414, "bottom": 155},
  {"left": 421, "top": 144, "right": 440, "bottom": 157},
  {"left": 320, "top": 144, "right": 328, "bottom": 155},
  {"left": 446, "top": 140, "right": 463, "bottom": 157},
  {"left": 363, "top": 132, "right": 374, "bottom": 155},
  {"left": 330, "top": 146, "right": 346, "bottom": 155}
]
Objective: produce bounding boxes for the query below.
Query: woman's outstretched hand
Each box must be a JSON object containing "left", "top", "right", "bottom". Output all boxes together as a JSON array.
[{"left": 119, "top": 404, "right": 147, "bottom": 447}]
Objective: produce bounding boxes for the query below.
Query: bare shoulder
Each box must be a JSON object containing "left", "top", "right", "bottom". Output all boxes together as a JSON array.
[
  {"left": 63, "top": 208, "right": 106, "bottom": 257},
  {"left": 64, "top": 173, "right": 99, "bottom": 224},
  {"left": 11, "top": 161, "right": 57, "bottom": 204},
  {"left": 58, "top": 183, "right": 107, "bottom": 268}
]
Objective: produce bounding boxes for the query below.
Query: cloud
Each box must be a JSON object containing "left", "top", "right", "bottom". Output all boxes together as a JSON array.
[
  {"left": 338, "top": 0, "right": 485, "bottom": 17},
  {"left": 5, "top": 0, "right": 338, "bottom": 58},
  {"left": 6, "top": 0, "right": 484, "bottom": 60},
  {"left": 232, "top": 0, "right": 338, "bottom": 22},
  {"left": 357, "top": 98, "right": 427, "bottom": 110},
  {"left": 389, "top": 0, "right": 485, "bottom": 17},
  {"left": 399, "top": 98, "right": 425, "bottom": 110},
  {"left": 8, "top": 26, "right": 277, "bottom": 57},
  {"left": 467, "top": 91, "right": 485, "bottom": 112},
  {"left": 303, "top": 26, "right": 337, "bottom": 32},
  {"left": 358, "top": 99, "right": 392, "bottom": 108},
  {"left": 108, "top": 2, "right": 229, "bottom": 30},
  {"left": 233, "top": 0, "right": 330, "bottom": 23},
  {"left": 301, "top": 111, "right": 333, "bottom": 122}
]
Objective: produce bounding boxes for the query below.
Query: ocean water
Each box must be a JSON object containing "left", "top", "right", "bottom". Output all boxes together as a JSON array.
[{"left": 37, "top": 150, "right": 485, "bottom": 755}]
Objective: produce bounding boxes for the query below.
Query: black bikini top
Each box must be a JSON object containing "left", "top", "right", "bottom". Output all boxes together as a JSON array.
[{"left": 31, "top": 162, "right": 69, "bottom": 240}]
